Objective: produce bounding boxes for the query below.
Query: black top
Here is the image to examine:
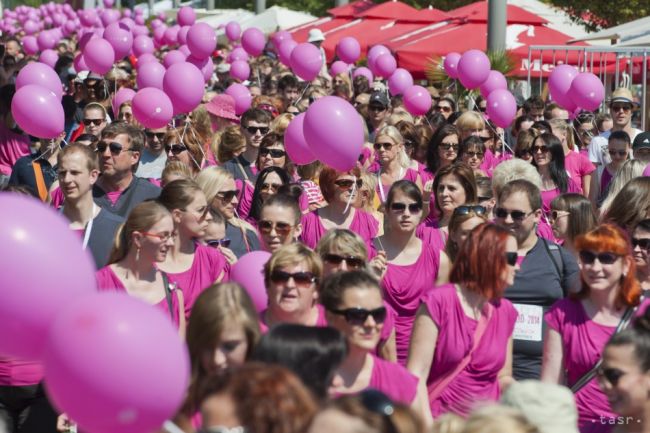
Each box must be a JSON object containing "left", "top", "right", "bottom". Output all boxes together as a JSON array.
[
  {"left": 87, "top": 208, "right": 125, "bottom": 269},
  {"left": 225, "top": 221, "right": 261, "bottom": 258},
  {"left": 8, "top": 153, "right": 57, "bottom": 192},
  {"left": 92, "top": 176, "right": 160, "bottom": 218},
  {"left": 221, "top": 154, "right": 257, "bottom": 182}
]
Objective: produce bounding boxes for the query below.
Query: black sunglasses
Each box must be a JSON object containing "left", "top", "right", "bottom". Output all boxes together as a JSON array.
[
  {"left": 270, "top": 270, "right": 317, "bottom": 286},
  {"left": 440, "top": 143, "right": 459, "bottom": 151},
  {"left": 261, "top": 182, "right": 283, "bottom": 193},
  {"left": 83, "top": 118, "right": 104, "bottom": 126},
  {"left": 505, "top": 252, "right": 518, "bottom": 266},
  {"left": 245, "top": 126, "right": 270, "bottom": 135},
  {"left": 608, "top": 150, "right": 628, "bottom": 157},
  {"left": 579, "top": 251, "right": 621, "bottom": 265},
  {"left": 96, "top": 141, "right": 132, "bottom": 155},
  {"left": 479, "top": 136, "right": 492, "bottom": 143},
  {"left": 597, "top": 367, "right": 627, "bottom": 387},
  {"left": 260, "top": 148, "right": 286, "bottom": 158},
  {"left": 464, "top": 151, "right": 485, "bottom": 159},
  {"left": 374, "top": 142, "right": 394, "bottom": 151},
  {"left": 454, "top": 205, "right": 487, "bottom": 216},
  {"left": 322, "top": 253, "right": 366, "bottom": 269},
  {"left": 334, "top": 179, "right": 363, "bottom": 189},
  {"left": 165, "top": 144, "right": 188, "bottom": 155},
  {"left": 632, "top": 237, "right": 650, "bottom": 250},
  {"left": 495, "top": 208, "right": 534, "bottom": 221},
  {"left": 478, "top": 195, "right": 492, "bottom": 202},
  {"left": 329, "top": 306, "right": 387, "bottom": 325},
  {"left": 216, "top": 189, "right": 240, "bottom": 202},
  {"left": 206, "top": 238, "right": 231, "bottom": 248},
  {"left": 532, "top": 145, "right": 550, "bottom": 154},
  {"left": 390, "top": 202, "right": 422, "bottom": 214},
  {"left": 145, "top": 131, "right": 166, "bottom": 140},
  {"left": 258, "top": 220, "right": 293, "bottom": 235}
]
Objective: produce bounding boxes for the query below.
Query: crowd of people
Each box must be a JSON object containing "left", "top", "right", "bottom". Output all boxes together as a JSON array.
[{"left": 1, "top": 22, "right": 650, "bottom": 433}]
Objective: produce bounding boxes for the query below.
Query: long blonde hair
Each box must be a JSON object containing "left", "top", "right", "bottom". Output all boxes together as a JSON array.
[{"left": 376, "top": 125, "right": 410, "bottom": 169}]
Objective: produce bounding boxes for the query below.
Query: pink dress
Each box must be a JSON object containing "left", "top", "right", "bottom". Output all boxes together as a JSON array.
[
  {"left": 300, "top": 208, "right": 379, "bottom": 250},
  {"left": 95, "top": 266, "right": 182, "bottom": 329},
  {"left": 259, "top": 304, "right": 328, "bottom": 333},
  {"left": 369, "top": 355, "right": 418, "bottom": 404},
  {"left": 422, "top": 284, "right": 518, "bottom": 417},
  {"left": 165, "top": 244, "right": 230, "bottom": 318},
  {"left": 370, "top": 238, "right": 440, "bottom": 365}
]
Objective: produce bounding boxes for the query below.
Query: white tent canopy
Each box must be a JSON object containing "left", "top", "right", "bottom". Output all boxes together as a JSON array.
[
  {"left": 508, "top": 0, "right": 596, "bottom": 44},
  {"left": 567, "top": 15, "right": 650, "bottom": 44},
  {"left": 238, "top": 6, "right": 316, "bottom": 33},
  {"left": 196, "top": 8, "right": 255, "bottom": 29}
]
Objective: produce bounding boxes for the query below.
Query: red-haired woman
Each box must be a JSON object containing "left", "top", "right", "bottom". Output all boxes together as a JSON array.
[
  {"left": 541, "top": 224, "right": 647, "bottom": 433},
  {"left": 407, "top": 223, "right": 519, "bottom": 417}
]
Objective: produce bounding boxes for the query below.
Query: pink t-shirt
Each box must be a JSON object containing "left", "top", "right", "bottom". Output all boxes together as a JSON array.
[
  {"left": 480, "top": 148, "right": 498, "bottom": 175},
  {"left": 422, "top": 284, "right": 518, "bottom": 417},
  {"left": 416, "top": 224, "right": 448, "bottom": 251},
  {"left": 50, "top": 186, "right": 64, "bottom": 208},
  {"left": 106, "top": 189, "right": 123, "bottom": 206},
  {"left": 374, "top": 167, "right": 419, "bottom": 203},
  {"left": 0, "top": 357, "right": 43, "bottom": 386},
  {"left": 259, "top": 304, "right": 328, "bottom": 333},
  {"left": 0, "top": 124, "right": 30, "bottom": 176},
  {"left": 540, "top": 178, "right": 582, "bottom": 215},
  {"left": 417, "top": 162, "right": 434, "bottom": 186},
  {"left": 300, "top": 208, "right": 379, "bottom": 251},
  {"left": 95, "top": 266, "right": 182, "bottom": 329},
  {"left": 600, "top": 167, "right": 614, "bottom": 195},
  {"left": 369, "top": 238, "right": 441, "bottom": 365},
  {"left": 236, "top": 179, "right": 255, "bottom": 222},
  {"left": 643, "top": 163, "right": 650, "bottom": 177},
  {"left": 564, "top": 151, "right": 595, "bottom": 194},
  {"left": 369, "top": 355, "right": 418, "bottom": 404},
  {"left": 165, "top": 244, "right": 230, "bottom": 318}
]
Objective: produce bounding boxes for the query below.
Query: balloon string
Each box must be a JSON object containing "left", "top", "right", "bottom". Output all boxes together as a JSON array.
[
  {"left": 466, "top": 92, "right": 513, "bottom": 154},
  {"left": 295, "top": 82, "right": 311, "bottom": 107}
]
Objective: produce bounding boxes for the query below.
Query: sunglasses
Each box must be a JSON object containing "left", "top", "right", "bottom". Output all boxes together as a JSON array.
[
  {"left": 245, "top": 126, "right": 270, "bottom": 135},
  {"left": 373, "top": 142, "right": 393, "bottom": 151},
  {"left": 550, "top": 210, "right": 570, "bottom": 221},
  {"left": 516, "top": 149, "right": 532, "bottom": 158},
  {"left": 478, "top": 195, "right": 492, "bottom": 202},
  {"left": 260, "top": 148, "right": 286, "bottom": 158},
  {"left": 141, "top": 231, "right": 174, "bottom": 242},
  {"left": 368, "top": 105, "right": 386, "bottom": 112},
  {"left": 608, "top": 149, "right": 628, "bottom": 157},
  {"left": 322, "top": 253, "right": 366, "bottom": 269},
  {"left": 611, "top": 104, "right": 632, "bottom": 112},
  {"left": 440, "top": 143, "right": 459, "bottom": 151},
  {"left": 597, "top": 367, "right": 627, "bottom": 387},
  {"left": 632, "top": 237, "right": 650, "bottom": 250},
  {"left": 329, "top": 306, "right": 387, "bottom": 325},
  {"left": 454, "top": 205, "right": 487, "bottom": 216},
  {"left": 83, "top": 118, "right": 104, "bottom": 126},
  {"left": 436, "top": 105, "right": 452, "bottom": 113},
  {"left": 258, "top": 220, "right": 293, "bottom": 235},
  {"left": 206, "top": 238, "right": 231, "bottom": 248},
  {"left": 334, "top": 179, "right": 363, "bottom": 189},
  {"left": 270, "top": 270, "right": 317, "bottom": 286},
  {"left": 390, "top": 202, "right": 422, "bottom": 214},
  {"left": 495, "top": 208, "right": 534, "bottom": 221},
  {"left": 216, "top": 189, "right": 240, "bottom": 202},
  {"left": 505, "top": 252, "right": 518, "bottom": 266},
  {"left": 479, "top": 136, "right": 492, "bottom": 143},
  {"left": 579, "top": 251, "right": 621, "bottom": 265},
  {"left": 261, "top": 182, "right": 282, "bottom": 192},
  {"left": 464, "top": 151, "right": 484, "bottom": 159},
  {"left": 165, "top": 144, "right": 188, "bottom": 155},
  {"left": 532, "top": 145, "right": 549, "bottom": 154},
  {"left": 145, "top": 131, "right": 166, "bottom": 140},
  {"left": 96, "top": 141, "right": 132, "bottom": 155}
]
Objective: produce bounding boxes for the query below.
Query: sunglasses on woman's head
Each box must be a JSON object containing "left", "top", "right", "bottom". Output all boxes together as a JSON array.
[
  {"left": 258, "top": 220, "right": 293, "bottom": 235},
  {"left": 390, "top": 202, "right": 422, "bottom": 214},
  {"left": 328, "top": 306, "right": 387, "bottom": 325},
  {"left": 260, "top": 148, "right": 286, "bottom": 158},
  {"left": 269, "top": 270, "right": 317, "bottom": 286},
  {"left": 96, "top": 141, "right": 131, "bottom": 155},
  {"left": 165, "top": 144, "right": 187, "bottom": 155},
  {"left": 322, "top": 253, "right": 366, "bottom": 269},
  {"left": 454, "top": 205, "right": 487, "bottom": 216},
  {"left": 334, "top": 179, "right": 363, "bottom": 189},
  {"left": 216, "top": 189, "right": 240, "bottom": 202},
  {"left": 578, "top": 251, "right": 621, "bottom": 265}
]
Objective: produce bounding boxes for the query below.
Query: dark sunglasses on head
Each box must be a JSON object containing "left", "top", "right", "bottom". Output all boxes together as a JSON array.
[
  {"left": 258, "top": 220, "right": 293, "bottom": 235},
  {"left": 373, "top": 142, "right": 393, "bottom": 151},
  {"left": 165, "top": 144, "right": 188, "bottom": 155},
  {"left": 334, "top": 179, "right": 363, "bottom": 189},
  {"left": 322, "top": 253, "right": 366, "bottom": 269},
  {"left": 270, "top": 270, "right": 317, "bottom": 286},
  {"left": 96, "top": 141, "right": 131, "bottom": 155},
  {"left": 206, "top": 238, "right": 231, "bottom": 248},
  {"left": 260, "top": 148, "right": 286, "bottom": 158},
  {"left": 329, "top": 306, "right": 387, "bottom": 325},
  {"left": 83, "top": 118, "right": 104, "bottom": 126},
  {"left": 454, "top": 205, "right": 487, "bottom": 216},
  {"left": 145, "top": 131, "right": 166, "bottom": 140},
  {"left": 632, "top": 237, "right": 650, "bottom": 250},
  {"left": 495, "top": 208, "right": 533, "bottom": 221},
  {"left": 532, "top": 145, "right": 549, "bottom": 154},
  {"left": 597, "top": 367, "right": 627, "bottom": 387},
  {"left": 390, "top": 202, "right": 422, "bottom": 214},
  {"left": 440, "top": 143, "right": 458, "bottom": 151},
  {"left": 245, "top": 126, "right": 270, "bottom": 135},
  {"left": 608, "top": 149, "right": 628, "bottom": 157},
  {"left": 505, "top": 252, "right": 518, "bottom": 266},
  {"left": 216, "top": 189, "right": 240, "bottom": 202},
  {"left": 579, "top": 250, "right": 621, "bottom": 265}
]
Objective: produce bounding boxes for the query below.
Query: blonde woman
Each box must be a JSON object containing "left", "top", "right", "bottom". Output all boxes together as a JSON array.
[
  {"left": 270, "top": 113, "right": 294, "bottom": 135},
  {"left": 196, "top": 166, "right": 260, "bottom": 258},
  {"left": 598, "top": 159, "right": 646, "bottom": 217}
]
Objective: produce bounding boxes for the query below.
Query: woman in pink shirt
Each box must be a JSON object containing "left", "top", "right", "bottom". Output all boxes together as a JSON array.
[
  {"left": 408, "top": 223, "right": 518, "bottom": 417},
  {"left": 96, "top": 200, "right": 185, "bottom": 333},
  {"left": 158, "top": 179, "right": 230, "bottom": 318},
  {"left": 542, "top": 224, "right": 645, "bottom": 433},
  {"left": 321, "top": 270, "right": 431, "bottom": 425}
]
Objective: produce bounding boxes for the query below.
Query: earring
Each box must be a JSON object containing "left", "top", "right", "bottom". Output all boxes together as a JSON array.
[{"left": 135, "top": 247, "right": 140, "bottom": 262}]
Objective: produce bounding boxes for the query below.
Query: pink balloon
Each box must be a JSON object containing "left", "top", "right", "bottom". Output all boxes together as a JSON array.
[
  {"left": 12, "top": 85, "right": 63, "bottom": 138},
  {"left": 23, "top": 20, "right": 39, "bottom": 35},
  {"left": 568, "top": 72, "right": 604, "bottom": 111},
  {"left": 44, "top": 293, "right": 189, "bottom": 433},
  {"left": 284, "top": 112, "right": 315, "bottom": 165},
  {"left": 225, "top": 21, "right": 241, "bottom": 42},
  {"left": 178, "top": 45, "right": 191, "bottom": 57},
  {"left": 63, "top": 20, "right": 77, "bottom": 35},
  {"left": 177, "top": 6, "right": 196, "bottom": 27},
  {"left": 112, "top": 87, "right": 136, "bottom": 115},
  {"left": 290, "top": 42, "right": 322, "bottom": 82},
  {"left": 403, "top": 85, "right": 432, "bottom": 116},
  {"left": 22, "top": 35, "right": 39, "bottom": 55},
  {"left": 387, "top": 68, "right": 413, "bottom": 96},
  {"left": 479, "top": 70, "right": 507, "bottom": 99},
  {"left": 336, "top": 37, "right": 360, "bottom": 64},
  {"left": 133, "top": 35, "right": 154, "bottom": 57},
  {"left": 163, "top": 62, "right": 204, "bottom": 114},
  {"left": 367, "top": 44, "right": 389, "bottom": 65},
  {"left": 78, "top": 32, "right": 97, "bottom": 51},
  {"left": 0, "top": 195, "right": 96, "bottom": 359},
  {"left": 225, "top": 83, "right": 251, "bottom": 115},
  {"left": 103, "top": 22, "right": 133, "bottom": 60},
  {"left": 136, "top": 53, "right": 157, "bottom": 67},
  {"left": 37, "top": 30, "right": 57, "bottom": 51},
  {"left": 79, "top": 9, "right": 97, "bottom": 27},
  {"left": 153, "top": 25, "right": 168, "bottom": 44},
  {"left": 230, "top": 251, "right": 271, "bottom": 312},
  {"left": 201, "top": 59, "right": 214, "bottom": 82},
  {"left": 230, "top": 60, "right": 250, "bottom": 81},
  {"left": 304, "top": 96, "right": 364, "bottom": 171},
  {"left": 103, "top": 0, "right": 115, "bottom": 7},
  {"left": 374, "top": 53, "right": 396, "bottom": 78},
  {"left": 164, "top": 26, "right": 180, "bottom": 45},
  {"left": 443, "top": 52, "right": 461, "bottom": 79},
  {"left": 278, "top": 40, "right": 297, "bottom": 66},
  {"left": 100, "top": 8, "right": 120, "bottom": 27},
  {"left": 16, "top": 62, "right": 62, "bottom": 100},
  {"left": 486, "top": 89, "right": 517, "bottom": 128},
  {"left": 352, "top": 66, "right": 373, "bottom": 83},
  {"left": 163, "top": 50, "right": 187, "bottom": 68},
  {"left": 177, "top": 26, "right": 190, "bottom": 45},
  {"left": 73, "top": 53, "right": 88, "bottom": 72},
  {"left": 132, "top": 87, "right": 173, "bottom": 128},
  {"left": 120, "top": 17, "right": 135, "bottom": 28},
  {"left": 84, "top": 38, "right": 115, "bottom": 75},
  {"left": 187, "top": 22, "right": 216, "bottom": 59},
  {"left": 458, "top": 49, "right": 491, "bottom": 89},
  {"left": 329, "top": 61, "right": 350, "bottom": 77},
  {"left": 136, "top": 61, "right": 165, "bottom": 90},
  {"left": 241, "top": 27, "right": 265, "bottom": 57},
  {"left": 548, "top": 64, "right": 578, "bottom": 111},
  {"left": 228, "top": 47, "right": 249, "bottom": 63},
  {"left": 38, "top": 49, "right": 58, "bottom": 69},
  {"left": 271, "top": 30, "right": 292, "bottom": 49}
]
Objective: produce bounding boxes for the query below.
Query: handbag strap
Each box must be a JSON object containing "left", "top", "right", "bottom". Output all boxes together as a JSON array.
[
  {"left": 32, "top": 161, "right": 48, "bottom": 202},
  {"left": 161, "top": 271, "right": 175, "bottom": 323},
  {"left": 428, "top": 302, "right": 494, "bottom": 402},
  {"left": 570, "top": 305, "right": 636, "bottom": 393}
]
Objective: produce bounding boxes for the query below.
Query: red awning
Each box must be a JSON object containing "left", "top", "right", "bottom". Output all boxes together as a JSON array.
[
  {"left": 448, "top": 1, "right": 547, "bottom": 25},
  {"left": 357, "top": 1, "right": 420, "bottom": 21},
  {"left": 328, "top": 0, "right": 375, "bottom": 18}
]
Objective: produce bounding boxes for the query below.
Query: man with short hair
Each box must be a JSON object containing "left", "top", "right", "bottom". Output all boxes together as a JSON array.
[
  {"left": 522, "top": 96, "right": 545, "bottom": 121},
  {"left": 277, "top": 74, "right": 300, "bottom": 106},
  {"left": 93, "top": 122, "right": 160, "bottom": 217},
  {"left": 589, "top": 87, "right": 642, "bottom": 166},
  {"left": 58, "top": 143, "right": 123, "bottom": 269},
  {"left": 221, "top": 108, "right": 272, "bottom": 182},
  {"left": 632, "top": 131, "right": 650, "bottom": 164},
  {"left": 495, "top": 179, "right": 579, "bottom": 380},
  {"left": 543, "top": 102, "right": 568, "bottom": 120},
  {"left": 136, "top": 127, "right": 168, "bottom": 180},
  {"left": 366, "top": 90, "right": 391, "bottom": 141}
]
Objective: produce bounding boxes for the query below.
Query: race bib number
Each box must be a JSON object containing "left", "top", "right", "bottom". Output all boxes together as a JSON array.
[{"left": 512, "top": 304, "right": 543, "bottom": 342}]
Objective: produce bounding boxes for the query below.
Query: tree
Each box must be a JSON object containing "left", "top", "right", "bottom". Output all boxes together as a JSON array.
[{"left": 545, "top": 0, "right": 650, "bottom": 31}]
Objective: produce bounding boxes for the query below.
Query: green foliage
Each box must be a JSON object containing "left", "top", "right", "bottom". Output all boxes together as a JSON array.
[{"left": 544, "top": 0, "right": 650, "bottom": 31}]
